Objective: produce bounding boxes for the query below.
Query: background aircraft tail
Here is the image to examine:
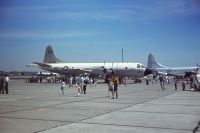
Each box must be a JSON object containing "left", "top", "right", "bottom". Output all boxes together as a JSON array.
[
  {"left": 147, "top": 53, "right": 166, "bottom": 69},
  {"left": 43, "top": 45, "right": 64, "bottom": 63}
]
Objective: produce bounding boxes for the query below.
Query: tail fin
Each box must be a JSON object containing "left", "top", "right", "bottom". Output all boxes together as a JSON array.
[
  {"left": 43, "top": 45, "right": 64, "bottom": 63},
  {"left": 147, "top": 53, "right": 166, "bottom": 69}
]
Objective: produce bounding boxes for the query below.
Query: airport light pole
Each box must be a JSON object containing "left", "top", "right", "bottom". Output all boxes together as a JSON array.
[{"left": 122, "top": 49, "right": 124, "bottom": 62}]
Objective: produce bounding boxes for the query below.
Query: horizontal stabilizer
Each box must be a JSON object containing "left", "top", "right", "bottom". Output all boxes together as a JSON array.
[
  {"left": 157, "top": 71, "right": 168, "bottom": 76},
  {"left": 33, "top": 62, "right": 51, "bottom": 68},
  {"left": 26, "top": 64, "right": 38, "bottom": 67}
]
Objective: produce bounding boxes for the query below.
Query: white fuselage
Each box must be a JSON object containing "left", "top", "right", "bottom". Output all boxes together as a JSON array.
[
  {"left": 155, "top": 67, "right": 198, "bottom": 77},
  {"left": 39, "top": 62, "right": 146, "bottom": 77}
]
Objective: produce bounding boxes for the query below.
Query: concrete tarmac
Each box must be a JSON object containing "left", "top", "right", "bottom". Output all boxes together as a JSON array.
[{"left": 0, "top": 80, "right": 199, "bottom": 133}]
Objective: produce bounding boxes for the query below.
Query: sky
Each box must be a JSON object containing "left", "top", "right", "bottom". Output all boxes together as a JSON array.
[{"left": 0, "top": 0, "right": 200, "bottom": 71}]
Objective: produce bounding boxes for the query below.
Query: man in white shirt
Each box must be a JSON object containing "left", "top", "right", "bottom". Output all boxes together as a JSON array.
[{"left": 5, "top": 75, "right": 9, "bottom": 94}]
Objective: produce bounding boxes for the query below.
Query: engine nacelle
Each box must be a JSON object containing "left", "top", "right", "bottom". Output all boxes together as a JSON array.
[{"left": 63, "top": 66, "right": 68, "bottom": 71}]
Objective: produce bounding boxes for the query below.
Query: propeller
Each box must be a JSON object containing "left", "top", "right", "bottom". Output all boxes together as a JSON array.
[
  {"left": 101, "top": 66, "right": 115, "bottom": 75},
  {"left": 63, "top": 66, "right": 68, "bottom": 71},
  {"left": 101, "top": 66, "right": 107, "bottom": 74}
]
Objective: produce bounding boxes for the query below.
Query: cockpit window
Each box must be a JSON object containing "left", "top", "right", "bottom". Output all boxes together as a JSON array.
[{"left": 137, "top": 64, "right": 145, "bottom": 68}]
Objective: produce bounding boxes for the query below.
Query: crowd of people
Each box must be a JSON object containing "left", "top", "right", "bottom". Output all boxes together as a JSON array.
[
  {"left": 141, "top": 73, "right": 200, "bottom": 92},
  {"left": 155, "top": 75, "right": 200, "bottom": 92},
  {"left": 26, "top": 73, "right": 200, "bottom": 99},
  {"left": 58, "top": 74, "right": 98, "bottom": 96},
  {"left": 57, "top": 74, "right": 122, "bottom": 99},
  {"left": 26, "top": 75, "right": 60, "bottom": 83},
  {"left": 4, "top": 72, "right": 199, "bottom": 97}
]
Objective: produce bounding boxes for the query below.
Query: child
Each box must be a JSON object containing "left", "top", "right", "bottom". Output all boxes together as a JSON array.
[
  {"left": 108, "top": 80, "right": 114, "bottom": 98},
  {"left": 76, "top": 76, "right": 82, "bottom": 96},
  {"left": 60, "top": 80, "right": 66, "bottom": 95}
]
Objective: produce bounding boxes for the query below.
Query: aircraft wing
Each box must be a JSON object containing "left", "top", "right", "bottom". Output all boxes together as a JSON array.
[
  {"left": 184, "top": 71, "right": 197, "bottom": 77},
  {"left": 151, "top": 69, "right": 197, "bottom": 77},
  {"left": 61, "top": 68, "right": 92, "bottom": 75}
]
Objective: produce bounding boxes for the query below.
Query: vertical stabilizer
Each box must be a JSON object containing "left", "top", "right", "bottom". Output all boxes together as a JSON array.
[
  {"left": 147, "top": 53, "right": 166, "bottom": 69},
  {"left": 43, "top": 45, "right": 64, "bottom": 63}
]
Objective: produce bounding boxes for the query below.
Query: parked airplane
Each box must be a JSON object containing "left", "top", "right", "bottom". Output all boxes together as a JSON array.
[
  {"left": 147, "top": 53, "right": 199, "bottom": 77},
  {"left": 27, "top": 45, "right": 152, "bottom": 78}
]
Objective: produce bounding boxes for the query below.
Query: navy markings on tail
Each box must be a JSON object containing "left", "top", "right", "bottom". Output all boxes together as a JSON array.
[
  {"left": 43, "top": 45, "right": 64, "bottom": 63},
  {"left": 147, "top": 53, "right": 166, "bottom": 69}
]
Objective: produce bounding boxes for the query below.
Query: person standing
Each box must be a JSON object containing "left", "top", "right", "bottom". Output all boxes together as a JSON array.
[
  {"left": 124, "top": 76, "right": 128, "bottom": 87},
  {"left": 0, "top": 76, "right": 4, "bottom": 94},
  {"left": 194, "top": 76, "right": 198, "bottom": 91},
  {"left": 113, "top": 80, "right": 118, "bottom": 99},
  {"left": 89, "top": 77, "right": 93, "bottom": 87},
  {"left": 83, "top": 78, "right": 87, "bottom": 94},
  {"left": 69, "top": 76, "right": 73, "bottom": 88},
  {"left": 159, "top": 76, "right": 165, "bottom": 91},
  {"left": 83, "top": 75, "right": 89, "bottom": 94},
  {"left": 189, "top": 75, "right": 194, "bottom": 89},
  {"left": 181, "top": 80, "right": 186, "bottom": 91},
  {"left": 80, "top": 75, "right": 85, "bottom": 94},
  {"left": 108, "top": 80, "right": 114, "bottom": 98},
  {"left": 174, "top": 78, "right": 178, "bottom": 90},
  {"left": 146, "top": 78, "right": 149, "bottom": 85},
  {"left": 60, "top": 80, "right": 66, "bottom": 95},
  {"left": 5, "top": 75, "right": 9, "bottom": 94},
  {"left": 39, "top": 76, "right": 43, "bottom": 83},
  {"left": 76, "top": 76, "right": 82, "bottom": 96}
]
